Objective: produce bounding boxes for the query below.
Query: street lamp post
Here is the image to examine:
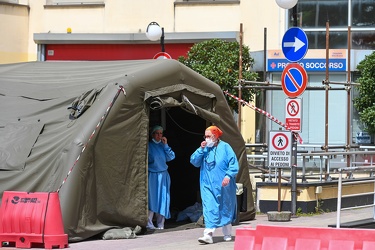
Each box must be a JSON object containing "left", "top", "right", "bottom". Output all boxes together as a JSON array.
[
  {"left": 146, "top": 22, "right": 165, "bottom": 52},
  {"left": 275, "top": 0, "right": 298, "bottom": 9},
  {"left": 275, "top": 0, "right": 298, "bottom": 27}
]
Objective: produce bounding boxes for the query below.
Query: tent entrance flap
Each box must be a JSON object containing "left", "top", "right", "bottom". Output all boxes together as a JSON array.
[
  {"left": 144, "top": 84, "right": 216, "bottom": 101},
  {"left": 145, "top": 86, "right": 220, "bottom": 124},
  {"left": 181, "top": 95, "right": 220, "bottom": 124}
]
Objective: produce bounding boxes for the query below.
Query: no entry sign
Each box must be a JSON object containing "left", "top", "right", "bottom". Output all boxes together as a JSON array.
[
  {"left": 281, "top": 63, "right": 308, "bottom": 98},
  {"left": 285, "top": 98, "right": 302, "bottom": 132},
  {"left": 268, "top": 131, "right": 292, "bottom": 167},
  {"left": 153, "top": 52, "right": 172, "bottom": 59}
]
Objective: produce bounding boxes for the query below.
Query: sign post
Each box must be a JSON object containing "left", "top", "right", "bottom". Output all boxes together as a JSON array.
[
  {"left": 278, "top": 26, "right": 308, "bottom": 216},
  {"left": 267, "top": 130, "right": 296, "bottom": 219}
]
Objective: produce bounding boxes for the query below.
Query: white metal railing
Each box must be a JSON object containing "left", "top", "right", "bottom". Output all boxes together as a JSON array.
[
  {"left": 300, "top": 151, "right": 375, "bottom": 182},
  {"left": 246, "top": 144, "right": 375, "bottom": 182},
  {"left": 336, "top": 167, "right": 375, "bottom": 228}
]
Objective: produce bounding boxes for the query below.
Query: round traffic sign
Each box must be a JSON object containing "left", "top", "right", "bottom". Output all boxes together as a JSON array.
[
  {"left": 282, "top": 27, "right": 308, "bottom": 62},
  {"left": 153, "top": 52, "right": 172, "bottom": 59},
  {"left": 272, "top": 133, "right": 289, "bottom": 151},
  {"left": 281, "top": 63, "right": 308, "bottom": 98},
  {"left": 287, "top": 99, "right": 300, "bottom": 117}
]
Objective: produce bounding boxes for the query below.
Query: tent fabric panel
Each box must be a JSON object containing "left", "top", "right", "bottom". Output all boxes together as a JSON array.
[
  {"left": 0, "top": 122, "right": 44, "bottom": 170},
  {"left": 58, "top": 85, "right": 149, "bottom": 241},
  {"left": 94, "top": 96, "right": 149, "bottom": 228},
  {"left": 0, "top": 89, "right": 81, "bottom": 192}
]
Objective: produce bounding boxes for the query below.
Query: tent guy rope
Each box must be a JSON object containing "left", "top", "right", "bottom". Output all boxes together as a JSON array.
[
  {"left": 56, "top": 85, "right": 126, "bottom": 193},
  {"left": 223, "top": 90, "right": 302, "bottom": 143}
]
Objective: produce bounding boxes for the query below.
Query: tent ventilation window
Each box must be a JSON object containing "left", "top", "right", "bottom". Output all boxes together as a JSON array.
[
  {"left": 149, "top": 97, "right": 163, "bottom": 110},
  {"left": 68, "top": 88, "right": 102, "bottom": 119}
]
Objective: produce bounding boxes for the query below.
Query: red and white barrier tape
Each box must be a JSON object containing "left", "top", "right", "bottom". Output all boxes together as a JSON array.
[{"left": 223, "top": 90, "right": 303, "bottom": 143}]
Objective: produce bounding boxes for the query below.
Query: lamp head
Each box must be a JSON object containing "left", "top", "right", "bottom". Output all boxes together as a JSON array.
[
  {"left": 275, "top": 0, "right": 298, "bottom": 9},
  {"left": 146, "top": 22, "right": 162, "bottom": 41}
]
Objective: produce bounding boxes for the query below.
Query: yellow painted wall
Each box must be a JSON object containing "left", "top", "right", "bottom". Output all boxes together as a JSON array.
[
  {"left": 241, "top": 106, "right": 256, "bottom": 143},
  {"left": 0, "top": 3, "right": 29, "bottom": 63}
]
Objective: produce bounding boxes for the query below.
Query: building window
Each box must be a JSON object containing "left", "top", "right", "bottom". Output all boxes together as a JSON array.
[
  {"left": 45, "top": 0, "right": 104, "bottom": 6},
  {"left": 295, "top": 0, "right": 348, "bottom": 28},
  {"left": 0, "top": 0, "right": 19, "bottom": 3},
  {"left": 289, "top": 0, "right": 375, "bottom": 49},
  {"left": 352, "top": 30, "right": 375, "bottom": 49},
  {"left": 306, "top": 31, "right": 348, "bottom": 49},
  {"left": 175, "top": 0, "right": 240, "bottom": 4},
  {"left": 352, "top": 0, "right": 375, "bottom": 27}
]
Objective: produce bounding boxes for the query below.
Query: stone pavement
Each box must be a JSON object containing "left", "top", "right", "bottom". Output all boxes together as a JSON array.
[{"left": 64, "top": 207, "right": 374, "bottom": 250}]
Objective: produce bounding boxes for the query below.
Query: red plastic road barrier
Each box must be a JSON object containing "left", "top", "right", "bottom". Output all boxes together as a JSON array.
[
  {"left": 0, "top": 191, "right": 68, "bottom": 249},
  {"left": 234, "top": 224, "right": 375, "bottom": 250}
]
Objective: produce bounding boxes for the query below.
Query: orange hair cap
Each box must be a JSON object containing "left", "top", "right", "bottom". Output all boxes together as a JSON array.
[{"left": 206, "top": 126, "right": 223, "bottom": 138}]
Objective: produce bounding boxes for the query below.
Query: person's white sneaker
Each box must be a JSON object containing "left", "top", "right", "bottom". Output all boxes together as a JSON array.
[
  {"left": 223, "top": 235, "right": 232, "bottom": 242},
  {"left": 198, "top": 234, "right": 213, "bottom": 244}
]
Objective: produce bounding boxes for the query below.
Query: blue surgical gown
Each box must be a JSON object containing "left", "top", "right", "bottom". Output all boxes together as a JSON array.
[
  {"left": 190, "top": 140, "right": 239, "bottom": 228},
  {"left": 148, "top": 141, "right": 175, "bottom": 219}
]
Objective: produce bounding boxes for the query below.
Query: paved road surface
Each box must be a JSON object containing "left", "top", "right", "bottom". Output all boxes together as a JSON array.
[
  {"left": 1, "top": 207, "right": 372, "bottom": 249},
  {"left": 63, "top": 207, "right": 374, "bottom": 250}
]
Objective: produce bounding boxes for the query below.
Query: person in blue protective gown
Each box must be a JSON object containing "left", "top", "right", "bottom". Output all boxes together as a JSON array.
[
  {"left": 190, "top": 126, "right": 239, "bottom": 244},
  {"left": 147, "top": 125, "right": 176, "bottom": 230}
]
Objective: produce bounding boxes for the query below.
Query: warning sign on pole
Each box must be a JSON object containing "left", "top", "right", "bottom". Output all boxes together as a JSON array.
[
  {"left": 285, "top": 98, "right": 302, "bottom": 132},
  {"left": 268, "top": 131, "right": 292, "bottom": 167}
]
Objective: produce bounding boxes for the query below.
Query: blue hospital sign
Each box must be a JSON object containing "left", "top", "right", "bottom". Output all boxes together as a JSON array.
[
  {"left": 268, "top": 59, "right": 346, "bottom": 72},
  {"left": 267, "top": 49, "right": 347, "bottom": 72}
]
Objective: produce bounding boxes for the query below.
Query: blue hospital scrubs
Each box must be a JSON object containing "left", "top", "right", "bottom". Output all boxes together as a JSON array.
[
  {"left": 190, "top": 140, "right": 239, "bottom": 228},
  {"left": 148, "top": 141, "right": 175, "bottom": 219}
]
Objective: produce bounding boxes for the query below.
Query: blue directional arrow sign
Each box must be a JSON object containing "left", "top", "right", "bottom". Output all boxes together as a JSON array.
[{"left": 282, "top": 27, "right": 308, "bottom": 62}]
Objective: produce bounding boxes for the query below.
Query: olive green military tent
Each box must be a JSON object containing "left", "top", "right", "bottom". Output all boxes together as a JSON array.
[{"left": 0, "top": 59, "right": 255, "bottom": 241}]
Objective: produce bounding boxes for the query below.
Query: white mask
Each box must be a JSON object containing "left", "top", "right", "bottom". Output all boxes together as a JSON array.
[
  {"left": 205, "top": 138, "right": 215, "bottom": 147},
  {"left": 152, "top": 138, "right": 161, "bottom": 144}
]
